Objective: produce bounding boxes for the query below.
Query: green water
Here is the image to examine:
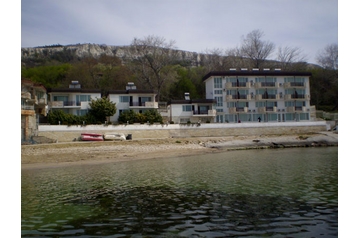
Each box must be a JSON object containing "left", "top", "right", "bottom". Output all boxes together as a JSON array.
[{"left": 21, "top": 147, "right": 338, "bottom": 237}]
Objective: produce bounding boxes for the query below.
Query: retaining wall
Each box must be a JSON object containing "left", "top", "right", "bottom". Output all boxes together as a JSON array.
[{"left": 38, "top": 121, "right": 328, "bottom": 142}]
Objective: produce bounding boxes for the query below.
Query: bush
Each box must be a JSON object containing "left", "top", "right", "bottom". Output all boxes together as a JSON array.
[{"left": 118, "top": 109, "right": 163, "bottom": 124}]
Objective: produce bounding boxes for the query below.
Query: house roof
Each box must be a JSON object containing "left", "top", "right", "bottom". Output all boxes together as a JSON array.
[
  {"left": 168, "top": 99, "right": 217, "bottom": 105},
  {"left": 21, "top": 78, "right": 47, "bottom": 91},
  {"left": 108, "top": 89, "right": 156, "bottom": 95},
  {"left": 202, "top": 70, "right": 312, "bottom": 82},
  {"left": 47, "top": 88, "right": 101, "bottom": 94}
]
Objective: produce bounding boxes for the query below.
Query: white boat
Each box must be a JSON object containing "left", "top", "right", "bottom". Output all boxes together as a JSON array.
[{"left": 103, "top": 133, "right": 126, "bottom": 141}]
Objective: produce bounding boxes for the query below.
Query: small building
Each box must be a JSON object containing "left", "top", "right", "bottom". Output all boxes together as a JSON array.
[
  {"left": 107, "top": 82, "right": 158, "bottom": 123},
  {"left": 21, "top": 79, "right": 48, "bottom": 142},
  {"left": 166, "top": 93, "right": 217, "bottom": 124},
  {"left": 202, "top": 69, "right": 315, "bottom": 123},
  {"left": 47, "top": 81, "right": 101, "bottom": 116}
]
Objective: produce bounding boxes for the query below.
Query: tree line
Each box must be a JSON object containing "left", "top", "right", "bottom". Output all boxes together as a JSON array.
[{"left": 21, "top": 29, "right": 338, "bottom": 112}]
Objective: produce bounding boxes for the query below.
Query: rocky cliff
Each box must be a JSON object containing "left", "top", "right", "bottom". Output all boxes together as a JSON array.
[{"left": 21, "top": 43, "right": 206, "bottom": 67}]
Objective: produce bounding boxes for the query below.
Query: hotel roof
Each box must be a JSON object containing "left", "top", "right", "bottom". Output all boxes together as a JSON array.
[{"left": 202, "top": 70, "right": 312, "bottom": 82}]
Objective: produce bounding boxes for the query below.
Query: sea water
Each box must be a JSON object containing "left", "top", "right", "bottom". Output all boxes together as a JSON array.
[{"left": 21, "top": 147, "right": 338, "bottom": 237}]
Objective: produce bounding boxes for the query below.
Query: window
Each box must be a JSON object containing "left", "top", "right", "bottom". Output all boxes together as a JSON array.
[
  {"left": 36, "top": 91, "right": 45, "bottom": 99},
  {"left": 285, "top": 101, "right": 305, "bottom": 107},
  {"left": 76, "top": 109, "right": 88, "bottom": 116},
  {"left": 265, "top": 77, "right": 276, "bottom": 82},
  {"left": 76, "top": 95, "right": 91, "bottom": 102},
  {"left": 214, "top": 77, "right": 222, "bottom": 88},
  {"left": 140, "top": 97, "right": 151, "bottom": 102},
  {"left": 256, "top": 101, "right": 277, "bottom": 107},
  {"left": 284, "top": 77, "right": 294, "bottom": 83},
  {"left": 285, "top": 89, "right": 305, "bottom": 95},
  {"left": 120, "top": 96, "right": 130, "bottom": 102},
  {"left": 238, "top": 77, "right": 248, "bottom": 83},
  {"left": 215, "top": 96, "right": 223, "bottom": 107},
  {"left": 255, "top": 77, "right": 265, "bottom": 83},
  {"left": 214, "top": 90, "right": 222, "bottom": 94},
  {"left": 182, "top": 105, "right": 192, "bottom": 111},
  {"left": 53, "top": 96, "right": 68, "bottom": 101}
]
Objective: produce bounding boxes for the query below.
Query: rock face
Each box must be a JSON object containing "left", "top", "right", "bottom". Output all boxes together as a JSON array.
[{"left": 21, "top": 43, "right": 206, "bottom": 67}]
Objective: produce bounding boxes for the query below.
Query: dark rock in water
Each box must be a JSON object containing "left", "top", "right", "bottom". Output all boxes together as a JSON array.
[{"left": 252, "top": 140, "right": 260, "bottom": 142}]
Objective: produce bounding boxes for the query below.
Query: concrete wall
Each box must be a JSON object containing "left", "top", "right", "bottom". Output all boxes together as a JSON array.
[{"left": 38, "top": 121, "right": 328, "bottom": 142}]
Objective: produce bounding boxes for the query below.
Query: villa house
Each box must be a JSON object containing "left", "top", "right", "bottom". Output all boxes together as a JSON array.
[
  {"left": 202, "top": 68, "right": 315, "bottom": 123},
  {"left": 21, "top": 79, "right": 48, "bottom": 142},
  {"left": 166, "top": 93, "right": 217, "bottom": 124},
  {"left": 107, "top": 82, "right": 158, "bottom": 123},
  {"left": 47, "top": 81, "right": 101, "bottom": 117}
]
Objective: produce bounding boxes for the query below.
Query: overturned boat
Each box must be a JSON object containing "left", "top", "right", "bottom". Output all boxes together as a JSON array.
[
  {"left": 103, "top": 133, "right": 126, "bottom": 141},
  {"left": 80, "top": 133, "right": 104, "bottom": 141}
]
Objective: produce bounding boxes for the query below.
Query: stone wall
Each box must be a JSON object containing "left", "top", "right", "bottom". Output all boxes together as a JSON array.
[
  {"left": 21, "top": 110, "right": 38, "bottom": 142},
  {"left": 38, "top": 121, "right": 328, "bottom": 143}
]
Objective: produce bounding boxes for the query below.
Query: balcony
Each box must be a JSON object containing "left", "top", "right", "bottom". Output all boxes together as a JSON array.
[
  {"left": 129, "top": 101, "right": 158, "bottom": 108},
  {"left": 21, "top": 105, "right": 34, "bottom": 110},
  {"left": 37, "top": 97, "right": 47, "bottom": 106},
  {"left": 193, "top": 109, "right": 216, "bottom": 117},
  {"left": 258, "top": 106, "right": 277, "bottom": 113},
  {"left": 286, "top": 106, "right": 308, "bottom": 113},
  {"left": 226, "top": 94, "right": 252, "bottom": 101},
  {"left": 255, "top": 94, "right": 280, "bottom": 100},
  {"left": 229, "top": 107, "right": 248, "bottom": 113},
  {"left": 284, "top": 94, "right": 310, "bottom": 100},
  {"left": 284, "top": 82, "right": 306, "bottom": 88},
  {"left": 50, "top": 101, "right": 81, "bottom": 108},
  {"left": 254, "top": 82, "right": 278, "bottom": 88},
  {"left": 225, "top": 82, "right": 252, "bottom": 89}
]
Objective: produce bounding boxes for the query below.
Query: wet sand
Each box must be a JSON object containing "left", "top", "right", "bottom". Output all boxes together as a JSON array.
[{"left": 21, "top": 131, "right": 338, "bottom": 170}]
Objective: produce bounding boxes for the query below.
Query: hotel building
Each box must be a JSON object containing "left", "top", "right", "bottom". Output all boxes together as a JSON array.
[{"left": 202, "top": 69, "right": 314, "bottom": 123}]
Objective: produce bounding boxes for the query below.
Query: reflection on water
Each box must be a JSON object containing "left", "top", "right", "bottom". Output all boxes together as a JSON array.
[{"left": 22, "top": 147, "right": 338, "bottom": 237}]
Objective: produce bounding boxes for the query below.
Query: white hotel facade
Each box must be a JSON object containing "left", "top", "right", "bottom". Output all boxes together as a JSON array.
[{"left": 202, "top": 69, "right": 314, "bottom": 123}]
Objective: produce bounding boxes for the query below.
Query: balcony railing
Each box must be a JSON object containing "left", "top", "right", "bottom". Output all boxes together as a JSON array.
[
  {"left": 21, "top": 105, "right": 34, "bottom": 110},
  {"left": 229, "top": 107, "right": 248, "bottom": 113},
  {"left": 63, "top": 101, "right": 81, "bottom": 106},
  {"left": 225, "top": 82, "right": 252, "bottom": 88},
  {"left": 284, "top": 94, "right": 310, "bottom": 100},
  {"left": 129, "top": 101, "right": 158, "bottom": 108},
  {"left": 50, "top": 101, "right": 81, "bottom": 108},
  {"left": 284, "top": 82, "right": 306, "bottom": 88},
  {"left": 193, "top": 109, "right": 216, "bottom": 116},
  {"left": 226, "top": 94, "right": 253, "bottom": 101},
  {"left": 258, "top": 106, "right": 277, "bottom": 113},
  {"left": 38, "top": 97, "right": 47, "bottom": 106},
  {"left": 255, "top": 82, "right": 278, "bottom": 88},
  {"left": 286, "top": 106, "right": 307, "bottom": 112},
  {"left": 290, "top": 82, "right": 305, "bottom": 87},
  {"left": 261, "top": 82, "right": 276, "bottom": 87}
]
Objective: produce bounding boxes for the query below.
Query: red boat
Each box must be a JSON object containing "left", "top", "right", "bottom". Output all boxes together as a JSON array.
[{"left": 80, "top": 133, "right": 104, "bottom": 141}]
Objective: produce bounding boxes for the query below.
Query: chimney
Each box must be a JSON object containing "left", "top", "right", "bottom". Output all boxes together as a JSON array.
[
  {"left": 184, "top": 92, "right": 190, "bottom": 100},
  {"left": 126, "top": 82, "right": 136, "bottom": 90},
  {"left": 69, "top": 81, "right": 81, "bottom": 88}
]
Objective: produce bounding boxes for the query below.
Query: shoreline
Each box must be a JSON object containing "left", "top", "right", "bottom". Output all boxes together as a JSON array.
[{"left": 21, "top": 131, "right": 338, "bottom": 170}]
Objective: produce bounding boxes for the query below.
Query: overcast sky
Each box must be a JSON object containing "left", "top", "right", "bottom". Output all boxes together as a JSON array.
[{"left": 21, "top": 0, "right": 338, "bottom": 64}]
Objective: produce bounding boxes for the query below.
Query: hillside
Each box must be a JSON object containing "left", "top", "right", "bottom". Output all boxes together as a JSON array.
[
  {"left": 21, "top": 43, "right": 321, "bottom": 69},
  {"left": 21, "top": 43, "right": 206, "bottom": 67}
]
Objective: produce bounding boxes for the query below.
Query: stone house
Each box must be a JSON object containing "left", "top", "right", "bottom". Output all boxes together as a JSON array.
[{"left": 21, "top": 79, "right": 48, "bottom": 142}]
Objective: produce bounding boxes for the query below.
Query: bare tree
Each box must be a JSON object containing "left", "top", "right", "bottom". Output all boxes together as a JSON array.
[
  {"left": 201, "top": 48, "right": 226, "bottom": 72},
  {"left": 316, "top": 43, "right": 338, "bottom": 70},
  {"left": 223, "top": 47, "right": 249, "bottom": 69},
  {"left": 240, "top": 29, "right": 275, "bottom": 68},
  {"left": 125, "top": 35, "right": 180, "bottom": 101},
  {"left": 276, "top": 46, "right": 307, "bottom": 71}
]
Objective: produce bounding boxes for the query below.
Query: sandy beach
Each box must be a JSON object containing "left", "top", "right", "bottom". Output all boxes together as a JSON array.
[{"left": 21, "top": 131, "right": 338, "bottom": 170}]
